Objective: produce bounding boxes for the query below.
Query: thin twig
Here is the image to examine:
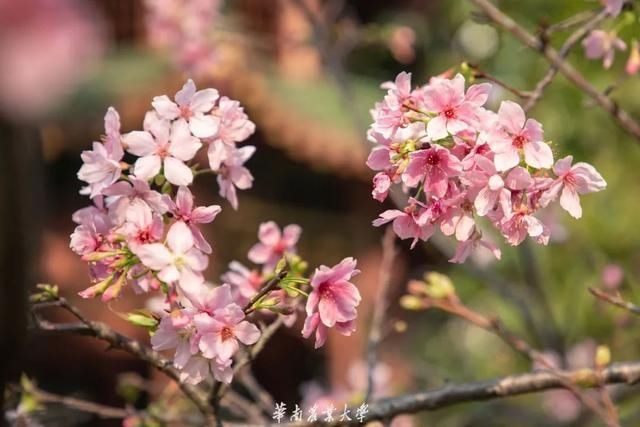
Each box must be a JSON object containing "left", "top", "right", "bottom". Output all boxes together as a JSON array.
[
  {"left": 525, "top": 8, "right": 610, "bottom": 112},
  {"left": 589, "top": 287, "right": 640, "bottom": 316},
  {"left": 469, "top": 0, "right": 640, "bottom": 142},
  {"left": 469, "top": 64, "right": 532, "bottom": 99},
  {"left": 243, "top": 267, "right": 290, "bottom": 314},
  {"left": 30, "top": 298, "right": 216, "bottom": 424},
  {"left": 365, "top": 227, "right": 398, "bottom": 402}
]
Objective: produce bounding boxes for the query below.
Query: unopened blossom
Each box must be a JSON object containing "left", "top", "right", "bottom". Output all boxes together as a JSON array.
[
  {"left": 626, "top": 39, "right": 640, "bottom": 75},
  {"left": 421, "top": 73, "right": 491, "bottom": 140},
  {"left": 136, "top": 221, "right": 208, "bottom": 284},
  {"left": 77, "top": 108, "right": 124, "bottom": 198},
  {"left": 123, "top": 117, "right": 202, "bottom": 186},
  {"left": 490, "top": 101, "right": 553, "bottom": 170},
  {"left": 404, "top": 145, "right": 462, "bottom": 197},
  {"left": 152, "top": 79, "right": 220, "bottom": 138},
  {"left": 168, "top": 186, "right": 221, "bottom": 253},
  {"left": 583, "top": 30, "right": 626, "bottom": 69},
  {"left": 372, "top": 172, "right": 392, "bottom": 202},
  {"left": 601, "top": 263, "right": 624, "bottom": 290},
  {"left": 303, "top": 258, "right": 361, "bottom": 348},
  {"left": 248, "top": 221, "right": 301, "bottom": 268},
  {"left": 539, "top": 156, "right": 607, "bottom": 219}
]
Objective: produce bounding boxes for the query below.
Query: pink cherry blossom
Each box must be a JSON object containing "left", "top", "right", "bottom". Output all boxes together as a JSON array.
[
  {"left": 168, "top": 186, "right": 221, "bottom": 254},
  {"left": 215, "top": 145, "right": 255, "bottom": 209},
  {"left": 602, "top": 0, "right": 624, "bottom": 17},
  {"left": 123, "top": 117, "right": 202, "bottom": 186},
  {"left": 102, "top": 178, "right": 168, "bottom": 225},
  {"left": 422, "top": 74, "right": 491, "bottom": 140},
  {"left": 248, "top": 221, "right": 301, "bottom": 268},
  {"left": 152, "top": 79, "right": 220, "bottom": 138},
  {"left": 302, "top": 258, "right": 361, "bottom": 348},
  {"left": 539, "top": 156, "right": 607, "bottom": 218},
  {"left": 583, "top": 30, "right": 627, "bottom": 69},
  {"left": 403, "top": 145, "right": 462, "bottom": 197},
  {"left": 70, "top": 204, "right": 111, "bottom": 256},
  {"left": 373, "top": 200, "right": 433, "bottom": 249},
  {"left": 490, "top": 101, "right": 553, "bottom": 170},
  {"left": 221, "top": 261, "right": 264, "bottom": 303},
  {"left": 77, "top": 108, "right": 124, "bottom": 198},
  {"left": 449, "top": 232, "right": 501, "bottom": 264},
  {"left": 121, "top": 199, "right": 164, "bottom": 252},
  {"left": 136, "top": 221, "right": 208, "bottom": 284},
  {"left": 208, "top": 96, "right": 256, "bottom": 145},
  {"left": 193, "top": 285, "right": 260, "bottom": 362},
  {"left": 371, "top": 72, "right": 413, "bottom": 138},
  {"left": 500, "top": 209, "right": 546, "bottom": 246}
]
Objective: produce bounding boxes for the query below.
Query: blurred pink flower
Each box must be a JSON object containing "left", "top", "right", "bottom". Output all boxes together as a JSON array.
[
  {"left": 601, "top": 264, "right": 624, "bottom": 290},
  {"left": 388, "top": 25, "right": 416, "bottom": 64},
  {"left": 583, "top": 30, "right": 626, "bottom": 69},
  {"left": 602, "top": 0, "right": 624, "bottom": 17},
  {"left": 0, "top": 0, "right": 104, "bottom": 119},
  {"left": 248, "top": 221, "right": 301, "bottom": 268}
]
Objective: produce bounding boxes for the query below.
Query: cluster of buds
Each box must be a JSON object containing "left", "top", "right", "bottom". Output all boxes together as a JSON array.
[
  {"left": 70, "top": 82, "right": 361, "bottom": 384},
  {"left": 368, "top": 72, "right": 606, "bottom": 263}
]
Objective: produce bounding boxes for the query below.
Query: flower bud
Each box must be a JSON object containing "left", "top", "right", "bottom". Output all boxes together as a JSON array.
[
  {"left": 400, "top": 295, "right": 425, "bottom": 310},
  {"left": 424, "top": 272, "right": 455, "bottom": 299},
  {"left": 595, "top": 345, "right": 611, "bottom": 368}
]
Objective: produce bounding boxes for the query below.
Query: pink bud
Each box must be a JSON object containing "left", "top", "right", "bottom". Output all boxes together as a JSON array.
[
  {"left": 626, "top": 40, "right": 640, "bottom": 75},
  {"left": 601, "top": 264, "right": 624, "bottom": 290}
]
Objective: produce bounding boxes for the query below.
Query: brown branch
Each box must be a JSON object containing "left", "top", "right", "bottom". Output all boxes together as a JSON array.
[
  {"left": 365, "top": 227, "right": 398, "bottom": 402},
  {"left": 469, "top": 0, "right": 640, "bottom": 142},
  {"left": 30, "top": 298, "right": 216, "bottom": 424},
  {"left": 589, "top": 287, "right": 640, "bottom": 316},
  {"left": 525, "top": 8, "right": 610, "bottom": 112},
  {"left": 468, "top": 64, "right": 532, "bottom": 99},
  {"left": 243, "top": 267, "right": 290, "bottom": 314}
]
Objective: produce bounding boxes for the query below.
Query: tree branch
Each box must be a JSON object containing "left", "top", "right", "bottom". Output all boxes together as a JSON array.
[
  {"left": 29, "top": 298, "right": 216, "bottom": 424},
  {"left": 365, "top": 227, "right": 397, "bottom": 402},
  {"left": 469, "top": 0, "right": 640, "bottom": 142},
  {"left": 589, "top": 287, "right": 640, "bottom": 316}
]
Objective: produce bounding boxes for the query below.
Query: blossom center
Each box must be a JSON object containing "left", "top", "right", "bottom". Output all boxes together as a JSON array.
[
  {"left": 318, "top": 283, "right": 334, "bottom": 300},
  {"left": 425, "top": 152, "right": 440, "bottom": 166},
  {"left": 157, "top": 144, "right": 169, "bottom": 159},
  {"left": 512, "top": 134, "right": 526, "bottom": 149},
  {"left": 221, "top": 326, "right": 234, "bottom": 341},
  {"left": 443, "top": 107, "right": 456, "bottom": 119},
  {"left": 179, "top": 105, "right": 193, "bottom": 119}
]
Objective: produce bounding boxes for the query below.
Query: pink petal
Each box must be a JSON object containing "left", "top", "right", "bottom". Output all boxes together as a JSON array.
[
  {"left": 175, "top": 79, "right": 196, "bottom": 106},
  {"left": 318, "top": 297, "right": 338, "bottom": 327},
  {"left": 560, "top": 185, "right": 582, "bottom": 219},
  {"left": 134, "top": 155, "right": 162, "bottom": 181},
  {"left": 192, "top": 205, "right": 221, "bottom": 223},
  {"left": 523, "top": 140, "right": 554, "bottom": 169},
  {"left": 169, "top": 119, "right": 202, "bottom": 161},
  {"left": 163, "top": 157, "right": 193, "bottom": 186},
  {"left": 167, "top": 221, "right": 194, "bottom": 254},
  {"left": 234, "top": 321, "right": 261, "bottom": 345},
  {"left": 494, "top": 149, "right": 520, "bottom": 172},
  {"left": 151, "top": 95, "right": 180, "bottom": 120},
  {"left": 189, "top": 114, "right": 220, "bottom": 138},
  {"left": 137, "top": 243, "right": 172, "bottom": 270},
  {"left": 175, "top": 186, "right": 194, "bottom": 214},
  {"left": 190, "top": 89, "right": 219, "bottom": 113},
  {"left": 505, "top": 166, "right": 533, "bottom": 190},
  {"left": 123, "top": 131, "right": 157, "bottom": 156},
  {"left": 427, "top": 115, "right": 448, "bottom": 140},
  {"left": 498, "top": 100, "right": 526, "bottom": 134}
]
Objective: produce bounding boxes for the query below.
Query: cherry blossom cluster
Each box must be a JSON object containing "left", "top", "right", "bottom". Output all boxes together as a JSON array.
[
  {"left": 582, "top": 0, "right": 639, "bottom": 74},
  {"left": 70, "top": 84, "right": 361, "bottom": 384},
  {"left": 368, "top": 72, "right": 607, "bottom": 263},
  {"left": 143, "top": 0, "right": 221, "bottom": 76}
]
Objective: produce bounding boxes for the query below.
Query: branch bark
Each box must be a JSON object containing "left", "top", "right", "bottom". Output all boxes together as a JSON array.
[{"left": 469, "top": 0, "right": 640, "bottom": 142}]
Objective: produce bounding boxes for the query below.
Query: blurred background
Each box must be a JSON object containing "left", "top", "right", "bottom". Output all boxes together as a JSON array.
[{"left": 1, "top": 0, "right": 640, "bottom": 426}]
